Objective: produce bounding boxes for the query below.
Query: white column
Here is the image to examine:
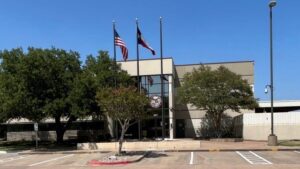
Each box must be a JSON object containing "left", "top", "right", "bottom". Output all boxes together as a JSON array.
[{"left": 168, "top": 75, "right": 174, "bottom": 139}]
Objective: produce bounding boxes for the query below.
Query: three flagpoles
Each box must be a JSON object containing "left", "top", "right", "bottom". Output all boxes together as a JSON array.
[{"left": 113, "top": 17, "right": 165, "bottom": 140}]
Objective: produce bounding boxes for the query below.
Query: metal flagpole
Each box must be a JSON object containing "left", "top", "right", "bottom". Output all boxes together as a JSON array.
[
  {"left": 112, "top": 21, "right": 118, "bottom": 140},
  {"left": 160, "top": 17, "right": 165, "bottom": 140},
  {"left": 136, "top": 18, "right": 141, "bottom": 140},
  {"left": 113, "top": 21, "right": 117, "bottom": 87}
]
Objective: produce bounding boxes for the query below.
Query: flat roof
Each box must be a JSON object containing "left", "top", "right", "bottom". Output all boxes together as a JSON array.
[
  {"left": 258, "top": 100, "right": 300, "bottom": 108},
  {"left": 175, "top": 60, "right": 254, "bottom": 67},
  {"left": 117, "top": 58, "right": 254, "bottom": 66},
  {"left": 117, "top": 57, "right": 173, "bottom": 63}
]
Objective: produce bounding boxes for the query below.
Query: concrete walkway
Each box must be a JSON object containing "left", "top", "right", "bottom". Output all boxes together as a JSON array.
[
  {"left": 199, "top": 140, "right": 300, "bottom": 151},
  {"left": 18, "top": 139, "right": 300, "bottom": 154}
]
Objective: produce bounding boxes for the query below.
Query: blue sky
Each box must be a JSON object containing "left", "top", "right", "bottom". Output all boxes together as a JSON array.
[{"left": 0, "top": 0, "right": 299, "bottom": 101}]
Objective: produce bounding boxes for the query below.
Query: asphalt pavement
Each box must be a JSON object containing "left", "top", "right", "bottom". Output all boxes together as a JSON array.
[{"left": 0, "top": 151, "right": 300, "bottom": 169}]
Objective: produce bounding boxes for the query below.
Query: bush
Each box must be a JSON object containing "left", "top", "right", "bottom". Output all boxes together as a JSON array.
[{"left": 197, "top": 114, "right": 234, "bottom": 138}]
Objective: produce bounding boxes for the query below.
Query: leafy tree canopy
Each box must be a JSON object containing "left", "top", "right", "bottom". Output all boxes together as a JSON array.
[
  {"left": 178, "top": 65, "right": 258, "bottom": 137},
  {"left": 0, "top": 47, "right": 81, "bottom": 121},
  {"left": 0, "top": 48, "right": 132, "bottom": 143},
  {"left": 96, "top": 86, "right": 149, "bottom": 154}
]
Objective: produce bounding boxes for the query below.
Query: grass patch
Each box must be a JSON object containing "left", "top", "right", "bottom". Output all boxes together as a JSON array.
[
  {"left": 0, "top": 140, "right": 77, "bottom": 151},
  {"left": 278, "top": 140, "right": 300, "bottom": 147}
]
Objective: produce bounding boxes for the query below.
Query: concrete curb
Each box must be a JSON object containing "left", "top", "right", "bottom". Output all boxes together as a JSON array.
[
  {"left": 87, "top": 151, "right": 149, "bottom": 166},
  {"left": 0, "top": 151, "right": 7, "bottom": 154}
]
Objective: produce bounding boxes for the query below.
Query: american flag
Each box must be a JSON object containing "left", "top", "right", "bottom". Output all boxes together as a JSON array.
[
  {"left": 147, "top": 75, "right": 153, "bottom": 86},
  {"left": 161, "top": 75, "right": 168, "bottom": 81},
  {"left": 114, "top": 29, "right": 128, "bottom": 61},
  {"left": 137, "top": 27, "right": 156, "bottom": 55}
]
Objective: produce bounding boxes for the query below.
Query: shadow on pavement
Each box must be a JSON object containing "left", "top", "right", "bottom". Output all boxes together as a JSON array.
[{"left": 145, "top": 152, "right": 168, "bottom": 158}]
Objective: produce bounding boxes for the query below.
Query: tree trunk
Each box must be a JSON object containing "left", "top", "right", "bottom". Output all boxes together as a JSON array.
[
  {"left": 55, "top": 117, "right": 65, "bottom": 144},
  {"left": 118, "top": 126, "right": 127, "bottom": 155},
  {"left": 56, "top": 129, "right": 65, "bottom": 144},
  {"left": 215, "top": 112, "right": 222, "bottom": 138},
  {"left": 54, "top": 116, "right": 76, "bottom": 144}
]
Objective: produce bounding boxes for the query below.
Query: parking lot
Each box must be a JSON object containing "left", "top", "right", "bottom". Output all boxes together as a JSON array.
[{"left": 0, "top": 151, "right": 299, "bottom": 169}]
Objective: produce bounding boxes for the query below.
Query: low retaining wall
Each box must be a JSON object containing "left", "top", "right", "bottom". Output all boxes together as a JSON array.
[
  {"left": 7, "top": 130, "right": 77, "bottom": 141},
  {"left": 77, "top": 140, "right": 201, "bottom": 151},
  {"left": 7, "top": 130, "right": 104, "bottom": 141},
  {"left": 234, "top": 112, "right": 300, "bottom": 140}
]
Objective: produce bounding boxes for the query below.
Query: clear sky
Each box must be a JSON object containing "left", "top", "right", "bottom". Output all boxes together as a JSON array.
[{"left": 0, "top": 0, "right": 299, "bottom": 101}]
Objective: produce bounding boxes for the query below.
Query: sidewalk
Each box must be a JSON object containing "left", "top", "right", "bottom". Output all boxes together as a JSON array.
[
  {"left": 19, "top": 140, "right": 300, "bottom": 154},
  {"left": 197, "top": 140, "right": 300, "bottom": 152}
]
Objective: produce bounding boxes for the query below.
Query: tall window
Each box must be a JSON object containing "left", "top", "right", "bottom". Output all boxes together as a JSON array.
[{"left": 140, "top": 75, "right": 169, "bottom": 115}]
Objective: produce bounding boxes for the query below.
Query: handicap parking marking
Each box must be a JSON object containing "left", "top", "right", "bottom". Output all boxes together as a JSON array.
[
  {"left": 249, "top": 151, "right": 272, "bottom": 164},
  {"left": 236, "top": 151, "right": 272, "bottom": 165},
  {"left": 255, "top": 151, "right": 300, "bottom": 165},
  {"left": 28, "top": 154, "right": 74, "bottom": 166}
]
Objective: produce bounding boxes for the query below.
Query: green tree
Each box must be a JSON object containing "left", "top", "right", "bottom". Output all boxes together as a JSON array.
[
  {"left": 0, "top": 47, "right": 83, "bottom": 143},
  {"left": 96, "top": 86, "right": 149, "bottom": 155},
  {"left": 0, "top": 48, "right": 29, "bottom": 122},
  {"left": 0, "top": 48, "right": 133, "bottom": 143},
  {"left": 178, "top": 65, "right": 258, "bottom": 137},
  {"left": 71, "top": 51, "right": 134, "bottom": 140}
]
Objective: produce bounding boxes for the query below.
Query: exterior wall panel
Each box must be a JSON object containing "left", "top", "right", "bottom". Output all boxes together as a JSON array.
[
  {"left": 174, "top": 61, "right": 255, "bottom": 138},
  {"left": 235, "top": 112, "right": 300, "bottom": 140},
  {"left": 118, "top": 58, "right": 173, "bottom": 76}
]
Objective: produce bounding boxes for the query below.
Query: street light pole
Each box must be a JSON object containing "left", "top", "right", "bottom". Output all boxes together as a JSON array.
[{"left": 268, "top": 0, "right": 277, "bottom": 146}]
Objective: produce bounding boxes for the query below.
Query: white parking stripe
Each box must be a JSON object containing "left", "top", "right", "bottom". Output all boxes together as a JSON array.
[
  {"left": 295, "top": 151, "right": 300, "bottom": 154},
  {"left": 236, "top": 151, "right": 272, "bottom": 165},
  {"left": 29, "top": 154, "right": 74, "bottom": 166},
  {"left": 189, "top": 152, "right": 194, "bottom": 165}
]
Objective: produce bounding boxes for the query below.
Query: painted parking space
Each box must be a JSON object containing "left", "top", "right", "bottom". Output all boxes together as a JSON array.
[
  {"left": 28, "top": 154, "right": 74, "bottom": 166},
  {"left": 0, "top": 155, "right": 27, "bottom": 164},
  {"left": 0, "top": 153, "right": 112, "bottom": 167},
  {"left": 36, "top": 153, "right": 111, "bottom": 167},
  {"left": 133, "top": 151, "right": 248, "bottom": 166},
  {"left": 194, "top": 152, "right": 248, "bottom": 165},
  {"left": 136, "top": 151, "right": 299, "bottom": 167},
  {"left": 0, "top": 153, "right": 20, "bottom": 160},
  {"left": 0, "top": 154, "right": 68, "bottom": 167},
  {"left": 130, "top": 151, "right": 191, "bottom": 169}
]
